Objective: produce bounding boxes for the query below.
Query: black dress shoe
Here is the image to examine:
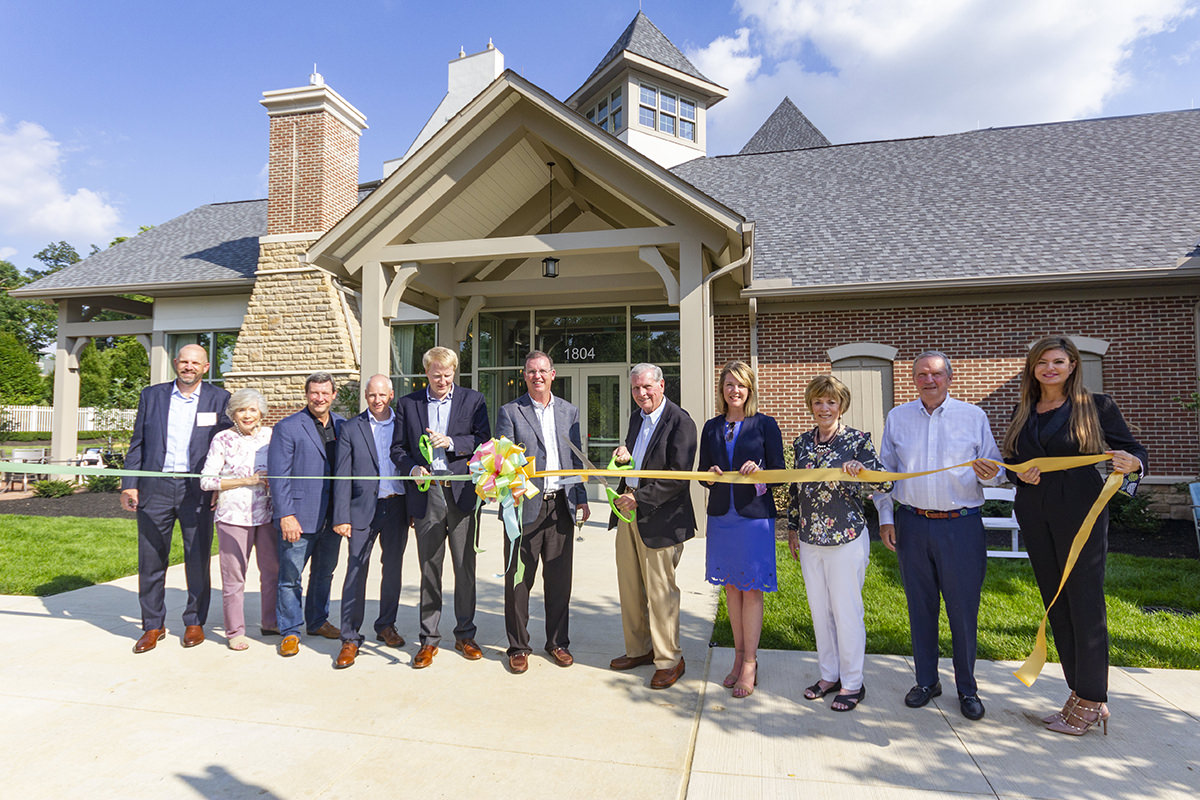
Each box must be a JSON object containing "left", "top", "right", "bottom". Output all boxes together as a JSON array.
[
  {"left": 959, "top": 694, "right": 986, "bottom": 720},
  {"left": 904, "top": 681, "right": 942, "bottom": 708}
]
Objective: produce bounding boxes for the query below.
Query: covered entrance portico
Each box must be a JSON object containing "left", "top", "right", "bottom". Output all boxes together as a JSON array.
[{"left": 305, "top": 71, "right": 750, "bottom": 452}]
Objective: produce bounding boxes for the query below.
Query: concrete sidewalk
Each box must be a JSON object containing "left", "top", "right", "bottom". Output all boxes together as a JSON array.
[{"left": 1, "top": 513, "right": 1197, "bottom": 799}]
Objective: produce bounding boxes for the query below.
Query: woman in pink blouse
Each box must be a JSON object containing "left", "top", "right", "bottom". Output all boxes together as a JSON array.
[{"left": 200, "top": 388, "right": 277, "bottom": 650}]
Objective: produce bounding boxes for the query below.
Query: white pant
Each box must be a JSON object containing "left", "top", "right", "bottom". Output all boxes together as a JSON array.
[{"left": 797, "top": 534, "right": 869, "bottom": 691}]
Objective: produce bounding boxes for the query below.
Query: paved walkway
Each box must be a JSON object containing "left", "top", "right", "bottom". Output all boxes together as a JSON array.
[{"left": 1, "top": 513, "right": 1196, "bottom": 799}]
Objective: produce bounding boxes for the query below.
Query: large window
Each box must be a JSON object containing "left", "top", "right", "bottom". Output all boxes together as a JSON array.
[
  {"left": 166, "top": 331, "right": 237, "bottom": 385},
  {"left": 390, "top": 322, "right": 473, "bottom": 395},
  {"left": 638, "top": 83, "right": 696, "bottom": 142}
]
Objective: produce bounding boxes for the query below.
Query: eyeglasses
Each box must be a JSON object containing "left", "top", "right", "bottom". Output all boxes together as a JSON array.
[
  {"left": 725, "top": 421, "right": 736, "bottom": 442},
  {"left": 524, "top": 369, "right": 553, "bottom": 377}
]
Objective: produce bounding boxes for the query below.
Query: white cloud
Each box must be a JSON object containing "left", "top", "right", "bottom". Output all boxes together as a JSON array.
[
  {"left": 0, "top": 246, "right": 16, "bottom": 260},
  {"left": 0, "top": 115, "right": 121, "bottom": 249},
  {"left": 689, "top": 0, "right": 1196, "bottom": 153}
]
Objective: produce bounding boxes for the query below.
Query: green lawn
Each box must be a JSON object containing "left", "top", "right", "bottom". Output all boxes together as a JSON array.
[
  {"left": 713, "top": 541, "right": 1200, "bottom": 670},
  {"left": 0, "top": 514, "right": 211, "bottom": 596}
]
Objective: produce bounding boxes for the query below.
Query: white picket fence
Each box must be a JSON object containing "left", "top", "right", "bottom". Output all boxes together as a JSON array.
[{"left": 1, "top": 405, "right": 137, "bottom": 433}]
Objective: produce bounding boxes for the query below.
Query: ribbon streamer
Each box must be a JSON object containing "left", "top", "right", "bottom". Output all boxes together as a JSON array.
[
  {"left": 467, "top": 437, "right": 539, "bottom": 583},
  {"left": 604, "top": 455, "right": 635, "bottom": 524}
]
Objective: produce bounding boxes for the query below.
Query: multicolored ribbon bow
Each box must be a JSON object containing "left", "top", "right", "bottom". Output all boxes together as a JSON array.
[{"left": 468, "top": 437, "right": 540, "bottom": 583}]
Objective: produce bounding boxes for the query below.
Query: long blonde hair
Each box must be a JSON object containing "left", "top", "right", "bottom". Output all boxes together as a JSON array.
[
  {"left": 716, "top": 361, "right": 758, "bottom": 417},
  {"left": 1002, "top": 336, "right": 1104, "bottom": 457}
]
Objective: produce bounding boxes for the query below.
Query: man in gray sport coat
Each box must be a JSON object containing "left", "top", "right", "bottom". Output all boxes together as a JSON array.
[{"left": 494, "top": 350, "right": 590, "bottom": 674}]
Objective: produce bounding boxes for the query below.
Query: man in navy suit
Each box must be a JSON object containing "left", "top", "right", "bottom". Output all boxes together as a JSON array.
[
  {"left": 608, "top": 363, "right": 697, "bottom": 689},
  {"left": 121, "top": 344, "right": 231, "bottom": 653},
  {"left": 268, "top": 372, "right": 345, "bottom": 657},
  {"left": 495, "top": 351, "right": 590, "bottom": 674},
  {"left": 390, "top": 346, "right": 490, "bottom": 669},
  {"left": 331, "top": 374, "right": 409, "bottom": 669}
]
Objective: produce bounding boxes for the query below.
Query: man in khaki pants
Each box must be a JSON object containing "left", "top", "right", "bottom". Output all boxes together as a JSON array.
[{"left": 608, "top": 364, "right": 697, "bottom": 689}]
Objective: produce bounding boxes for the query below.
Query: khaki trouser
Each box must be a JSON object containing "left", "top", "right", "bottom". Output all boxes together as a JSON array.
[{"left": 615, "top": 515, "right": 683, "bottom": 670}]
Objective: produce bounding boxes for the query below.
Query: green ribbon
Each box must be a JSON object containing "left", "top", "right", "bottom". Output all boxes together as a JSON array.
[{"left": 415, "top": 434, "right": 434, "bottom": 492}]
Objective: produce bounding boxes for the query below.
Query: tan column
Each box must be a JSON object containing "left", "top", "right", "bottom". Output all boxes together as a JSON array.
[
  {"left": 677, "top": 237, "right": 707, "bottom": 533},
  {"left": 359, "top": 261, "right": 390, "bottom": 409},
  {"left": 49, "top": 302, "right": 81, "bottom": 466}
]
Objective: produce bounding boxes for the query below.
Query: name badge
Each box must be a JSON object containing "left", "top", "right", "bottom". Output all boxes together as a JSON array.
[{"left": 196, "top": 412, "right": 218, "bottom": 427}]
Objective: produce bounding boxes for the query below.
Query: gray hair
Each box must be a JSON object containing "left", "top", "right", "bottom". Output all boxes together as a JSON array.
[
  {"left": 226, "top": 388, "right": 268, "bottom": 421},
  {"left": 913, "top": 350, "right": 953, "bottom": 380},
  {"left": 630, "top": 363, "right": 663, "bottom": 382},
  {"left": 305, "top": 371, "right": 337, "bottom": 392}
]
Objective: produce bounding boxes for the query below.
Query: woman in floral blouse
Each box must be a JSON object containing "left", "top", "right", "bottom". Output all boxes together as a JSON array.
[
  {"left": 200, "top": 388, "right": 277, "bottom": 650},
  {"left": 787, "top": 375, "right": 890, "bottom": 711}
]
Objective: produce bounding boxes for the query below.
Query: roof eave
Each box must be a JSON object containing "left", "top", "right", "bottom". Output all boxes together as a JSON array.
[
  {"left": 567, "top": 51, "right": 728, "bottom": 109},
  {"left": 9, "top": 278, "right": 256, "bottom": 300},
  {"left": 741, "top": 265, "right": 1200, "bottom": 300}
]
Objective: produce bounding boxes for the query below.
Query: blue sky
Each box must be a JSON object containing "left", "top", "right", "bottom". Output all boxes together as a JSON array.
[{"left": 2, "top": 0, "right": 1198, "bottom": 267}]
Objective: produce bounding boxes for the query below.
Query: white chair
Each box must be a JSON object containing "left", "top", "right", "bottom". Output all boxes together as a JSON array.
[
  {"left": 983, "top": 486, "right": 1027, "bottom": 558},
  {"left": 5, "top": 447, "right": 47, "bottom": 492}
]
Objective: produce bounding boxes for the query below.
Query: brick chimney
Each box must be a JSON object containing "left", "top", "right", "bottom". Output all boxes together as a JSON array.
[
  {"left": 260, "top": 71, "right": 368, "bottom": 235},
  {"left": 224, "top": 73, "right": 366, "bottom": 415}
]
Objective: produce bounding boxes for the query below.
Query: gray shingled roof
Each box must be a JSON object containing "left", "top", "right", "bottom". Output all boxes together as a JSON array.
[
  {"left": 14, "top": 200, "right": 265, "bottom": 296},
  {"left": 673, "top": 110, "right": 1200, "bottom": 286},
  {"left": 582, "top": 11, "right": 711, "bottom": 87},
  {"left": 739, "top": 97, "right": 831, "bottom": 155}
]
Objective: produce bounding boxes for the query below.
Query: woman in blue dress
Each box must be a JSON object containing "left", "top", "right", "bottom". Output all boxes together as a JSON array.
[{"left": 699, "top": 361, "right": 785, "bottom": 698}]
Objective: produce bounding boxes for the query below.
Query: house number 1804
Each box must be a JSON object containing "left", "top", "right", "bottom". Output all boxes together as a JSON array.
[{"left": 565, "top": 347, "right": 595, "bottom": 361}]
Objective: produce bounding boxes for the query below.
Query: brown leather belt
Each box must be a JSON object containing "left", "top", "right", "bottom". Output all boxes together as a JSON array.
[{"left": 897, "top": 503, "right": 980, "bottom": 520}]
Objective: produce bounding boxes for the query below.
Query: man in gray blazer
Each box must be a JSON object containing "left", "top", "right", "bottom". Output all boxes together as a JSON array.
[
  {"left": 331, "top": 374, "right": 409, "bottom": 669},
  {"left": 495, "top": 351, "right": 590, "bottom": 674}
]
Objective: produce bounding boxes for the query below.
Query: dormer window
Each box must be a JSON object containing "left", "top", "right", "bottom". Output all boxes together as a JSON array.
[
  {"left": 638, "top": 83, "right": 696, "bottom": 142},
  {"left": 587, "top": 88, "right": 624, "bottom": 134}
]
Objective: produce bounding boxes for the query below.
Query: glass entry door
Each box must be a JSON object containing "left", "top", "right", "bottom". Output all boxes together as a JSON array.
[{"left": 555, "top": 365, "right": 629, "bottom": 501}]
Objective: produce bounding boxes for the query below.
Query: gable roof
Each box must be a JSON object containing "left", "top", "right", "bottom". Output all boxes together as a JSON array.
[
  {"left": 673, "top": 109, "right": 1200, "bottom": 292},
  {"left": 12, "top": 200, "right": 265, "bottom": 298},
  {"left": 739, "top": 97, "right": 830, "bottom": 155},
  {"left": 582, "top": 11, "right": 710, "bottom": 87}
]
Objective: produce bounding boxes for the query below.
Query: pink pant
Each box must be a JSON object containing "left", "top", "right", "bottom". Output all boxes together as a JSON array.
[{"left": 216, "top": 521, "right": 279, "bottom": 637}]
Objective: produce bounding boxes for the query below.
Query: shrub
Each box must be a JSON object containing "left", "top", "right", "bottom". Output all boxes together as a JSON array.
[
  {"left": 86, "top": 471, "right": 121, "bottom": 493},
  {"left": 1109, "top": 492, "right": 1161, "bottom": 535},
  {"left": 32, "top": 479, "right": 75, "bottom": 498}
]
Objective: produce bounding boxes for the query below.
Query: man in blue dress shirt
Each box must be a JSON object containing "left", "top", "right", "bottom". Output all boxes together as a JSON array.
[{"left": 875, "top": 351, "right": 1001, "bottom": 721}]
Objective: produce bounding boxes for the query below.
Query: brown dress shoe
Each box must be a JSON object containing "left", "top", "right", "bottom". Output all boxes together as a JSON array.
[
  {"left": 454, "top": 638, "right": 483, "bottom": 660},
  {"left": 509, "top": 652, "right": 529, "bottom": 674},
  {"left": 182, "top": 625, "right": 205, "bottom": 648},
  {"left": 547, "top": 647, "right": 574, "bottom": 667},
  {"left": 307, "top": 621, "right": 340, "bottom": 639},
  {"left": 375, "top": 625, "right": 405, "bottom": 647},
  {"left": 650, "top": 658, "right": 686, "bottom": 689},
  {"left": 279, "top": 635, "right": 300, "bottom": 657},
  {"left": 610, "top": 651, "right": 655, "bottom": 670},
  {"left": 413, "top": 644, "right": 438, "bottom": 669},
  {"left": 335, "top": 642, "right": 359, "bottom": 669},
  {"left": 134, "top": 629, "right": 165, "bottom": 654}
]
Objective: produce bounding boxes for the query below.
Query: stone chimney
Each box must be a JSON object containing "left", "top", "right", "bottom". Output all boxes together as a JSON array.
[
  {"left": 224, "top": 73, "right": 366, "bottom": 417},
  {"left": 261, "top": 71, "right": 368, "bottom": 235}
]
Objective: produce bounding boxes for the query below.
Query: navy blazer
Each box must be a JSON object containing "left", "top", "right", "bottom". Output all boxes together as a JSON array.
[
  {"left": 608, "top": 398, "right": 697, "bottom": 548},
  {"left": 267, "top": 408, "right": 345, "bottom": 533},
  {"left": 332, "top": 410, "right": 406, "bottom": 530},
  {"left": 698, "top": 413, "right": 785, "bottom": 518},
  {"left": 122, "top": 380, "right": 231, "bottom": 496},
  {"left": 495, "top": 393, "right": 588, "bottom": 526},
  {"left": 390, "top": 385, "right": 491, "bottom": 519}
]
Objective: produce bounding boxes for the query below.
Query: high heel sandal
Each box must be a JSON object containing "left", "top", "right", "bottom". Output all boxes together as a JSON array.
[
  {"left": 1042, "top": 691, "right": 1077, "bottom": 724},
  {"left": 723, "top": 651, "right": 744, "bottom": 689},
  {"left": 732, "top": 660, "right": 757, "bottom": 698},
  {"left": 1046, "top": 695, "right": 1109, "bottom": 736}
]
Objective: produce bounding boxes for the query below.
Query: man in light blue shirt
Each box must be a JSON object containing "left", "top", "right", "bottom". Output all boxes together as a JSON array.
[{"left": 875, "top": 351, "right": 1001, "bottom": 721}]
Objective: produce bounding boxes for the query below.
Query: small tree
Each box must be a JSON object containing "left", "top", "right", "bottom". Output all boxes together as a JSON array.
[{"left": 0, "top": 330, "right": 45, "bottom": 404}]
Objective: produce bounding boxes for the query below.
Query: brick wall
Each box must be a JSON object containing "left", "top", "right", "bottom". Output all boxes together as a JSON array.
[
  {"left": 267, "top": 111, "right": 360, "bottom": 236},
  {"left": 716, "top": 295, "right": 1199, "bottom": 477}
]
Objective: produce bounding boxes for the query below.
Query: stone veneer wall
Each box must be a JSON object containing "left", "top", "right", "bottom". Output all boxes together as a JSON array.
[{"left": 225, "top": 239, "right": 360, "bottom": 421}]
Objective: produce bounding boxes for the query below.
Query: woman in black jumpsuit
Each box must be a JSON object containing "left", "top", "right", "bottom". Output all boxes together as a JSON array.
[{"left": 1002, "top": 336, "right": 1145, "bottom": 736}]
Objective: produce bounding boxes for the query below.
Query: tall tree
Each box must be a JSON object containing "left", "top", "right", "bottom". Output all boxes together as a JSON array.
[
  {"left": 0, "top": 330, "right": 47, "bottom": 404},
  {"left": 0, "top": 259, "right": 58, "bottom": 354}
]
